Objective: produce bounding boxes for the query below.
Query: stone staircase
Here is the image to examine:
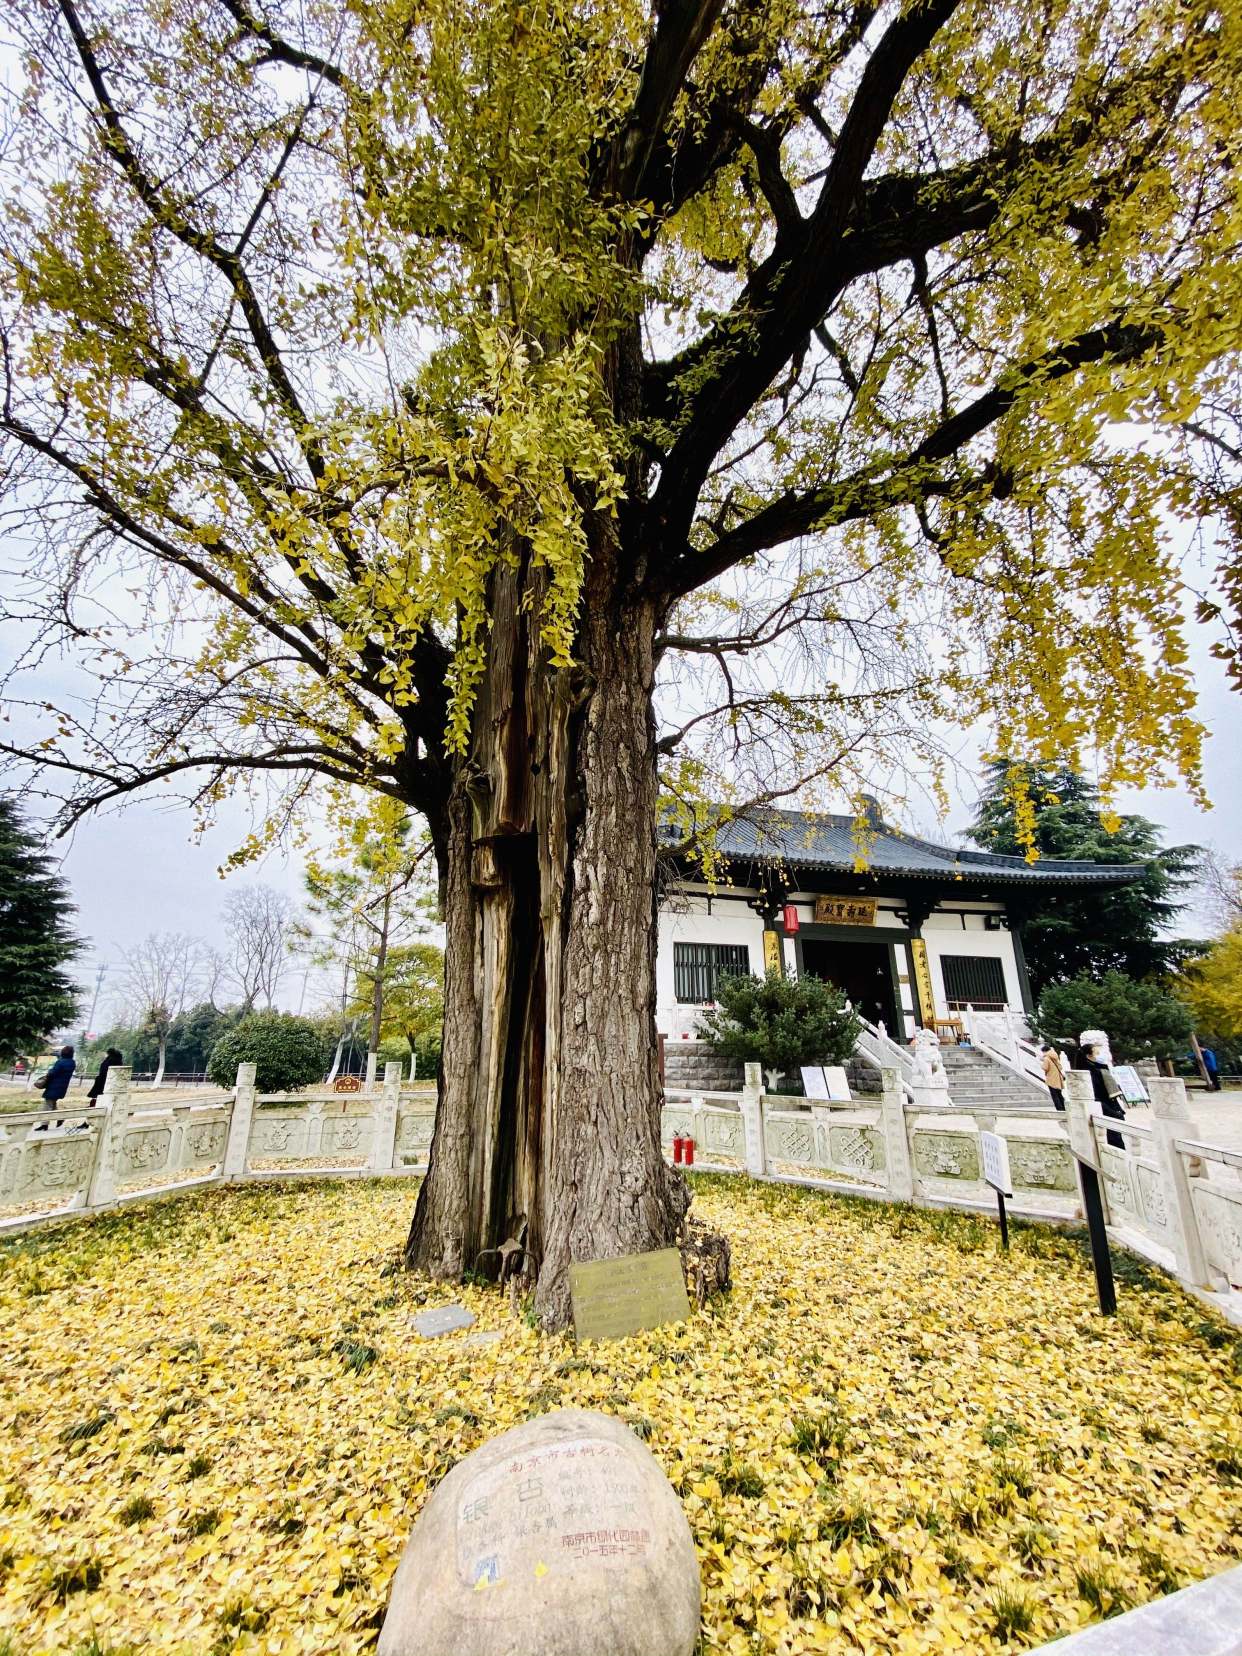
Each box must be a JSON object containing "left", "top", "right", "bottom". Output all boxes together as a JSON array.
[{"left": 938, "top": 1044, "right": 1049, "bottom": 1111}]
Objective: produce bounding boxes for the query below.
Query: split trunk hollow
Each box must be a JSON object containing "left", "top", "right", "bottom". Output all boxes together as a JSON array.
[{"left": 404, "top": 553, "right": 688, "bottom": 1328}]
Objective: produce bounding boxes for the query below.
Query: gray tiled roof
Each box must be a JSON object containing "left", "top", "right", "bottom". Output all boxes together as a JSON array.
[{"left": 661, "top": 806, "right": 1144, "bottom": 887}]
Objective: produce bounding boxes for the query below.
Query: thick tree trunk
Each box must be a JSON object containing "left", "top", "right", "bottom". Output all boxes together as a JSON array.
[{"left": 404, "top": 534, "right": 688, "bottom": 1327}]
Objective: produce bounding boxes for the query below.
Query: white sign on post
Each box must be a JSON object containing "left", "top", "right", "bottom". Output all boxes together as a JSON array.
[
  {"left": 800, "top": 1065, "right": 852, "bottom": 1101},
  {"left": 979, "top": 1131, "right": 1013, "bottom": 1197},
  {"left": 1111, "top": 1065, "right": 1150, "bottom": 1105}
]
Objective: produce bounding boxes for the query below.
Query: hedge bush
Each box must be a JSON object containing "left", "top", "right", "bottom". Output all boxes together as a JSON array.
[
  {"left": 207, "top": 1013, "right": 333, "bottom": 1093},
  {"left": 696, "top": 969, "right": 860, "bottom": 1087}
]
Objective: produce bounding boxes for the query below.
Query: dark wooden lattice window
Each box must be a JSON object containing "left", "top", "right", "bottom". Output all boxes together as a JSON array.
[
  {"left": 673, "top": 942, "right": 752, "bottom": 1003},
  {"left": 940, "top": 954, "right": 1007, "bottom": 1009}
]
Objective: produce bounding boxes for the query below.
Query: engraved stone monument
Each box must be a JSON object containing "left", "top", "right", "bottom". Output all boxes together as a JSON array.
[{"left": 377, "top": 1408, "right": 700, "bottom": 1656}]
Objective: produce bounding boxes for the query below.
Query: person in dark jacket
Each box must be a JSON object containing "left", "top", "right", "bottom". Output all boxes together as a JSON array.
[
  {"left": 1082, "top": 1043, "right": 1125, "bottom": 1150},
  {"left": 1200, "top": 1046, "right": 1221, "bottom": 1091},
  {"left": 33, "top": 1044, "right": 76, "bottom": 1131},
  {"left": 75, "top": 1047, "right": 124, "bottom": 1130},
  {"left": 88, "top": 1048, "right": 123, "bottom": 1101}
]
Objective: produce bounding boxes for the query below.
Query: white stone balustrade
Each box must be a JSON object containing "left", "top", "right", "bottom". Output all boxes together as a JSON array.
[
  {"left": 0, "top": 1064, "right": 436, "bottom": 1235},
  {"left": 3, "top": 1058, "right": 1239, "bottom": 1324},
  {"left": 661, "top": 1069, "right": 1241, "bottom": 1324}
]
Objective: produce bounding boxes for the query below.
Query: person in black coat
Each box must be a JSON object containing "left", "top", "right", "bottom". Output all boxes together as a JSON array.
[
  {"left": 75, "top": 1047, "right": 124, "bottom": 1131},
  {"left": 88, "top": 1048, "right": 123, "bottom": 1101},
  {"left": 33, "top": 1044, "right": 76, "bottom": 1131},
  {"left": 1082, "top": 1043, "right": 1125, "bottom": 1150}
]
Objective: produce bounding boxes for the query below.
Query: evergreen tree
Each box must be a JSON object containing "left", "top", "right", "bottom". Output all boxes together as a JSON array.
[
  {"left": 697, "top": 971, "right": 861, "bottom": 1092},
  {"left": 1033, "top": 972, "right": 1192, "bottom": 1061},
  {"left": 968, "top": 763, "right": 1200, "bottom": 994},
  {"left": 0, "top": 797, "right": 84, "bottom": 1061}
]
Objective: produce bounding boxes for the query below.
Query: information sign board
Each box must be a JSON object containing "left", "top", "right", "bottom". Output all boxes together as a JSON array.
[
  {"left": 1111, "top": 1065, "right": 1150, "bottom": 1105},
  {"left": 800, "top": 1065, "right": 852, "bottom": 1101},
  {"left": 980, "top": 1130, "right": 1013, "bottom": 1197},
  {"left": 569, "top": 1248, "right": 690, "bottom": 1343}
]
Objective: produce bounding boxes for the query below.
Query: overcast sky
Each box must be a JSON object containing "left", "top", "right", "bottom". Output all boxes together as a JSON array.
[{"left": 24, "top": 585, "right": 1235, "bottom": 1027}]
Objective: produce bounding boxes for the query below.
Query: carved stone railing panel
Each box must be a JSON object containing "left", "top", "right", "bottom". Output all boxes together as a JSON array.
[
  {"left": 825, "top": 1123, "right": 886, "bottom": 1182},
  {"left": 394, "top": 1111, "right": 435, "bottom": 1166},
  {"left": 763, "top": 1109, "right": 817, "bottom": 1169},
  {"left": 911, "top": 1131, "right": 981, "bottom": 1182},
  {"left": 1191, "top": 1183, "right": 1242, "bottom": 1291},
  {"left": 700, "top": 1108, "right": 743, "bottom": 1162},
  {"left": 6, "top": 1130, "right": 97, "bottom": 1206},
  {"left": 1007, "top": 1138, "right": 1076, "bottom": 1193},
  {"left": 247, "top": 1112, "right": 310, "bottom": 1159},
  {"left": 660, "top": 1105, "right": 693, "bottom": 1145},
  {"left": 118, "top": 1126, "right": 173, "bottom": 1183},
  {"left": 319, "top": 1115, "right": 374, "bottom": 1159},
  {"left": 182, "top": 1115, "right": 230, "bottom": 1167}
]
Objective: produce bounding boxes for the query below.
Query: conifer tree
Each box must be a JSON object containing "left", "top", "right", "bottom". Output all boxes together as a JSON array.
[
  {"left": 0, "top": 797, "right": 83, "bottom": 1061},
  {"left": 968, "top": 762, "right": 1200, "bottom": 993}
]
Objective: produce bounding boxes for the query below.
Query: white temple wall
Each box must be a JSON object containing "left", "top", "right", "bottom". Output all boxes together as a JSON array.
[
  {"left": 920, "top": 922, "right": 1024, "bottom": 1018},
  {"left": 655, "top": 886, "right": 1025, "bottom": 1036}
]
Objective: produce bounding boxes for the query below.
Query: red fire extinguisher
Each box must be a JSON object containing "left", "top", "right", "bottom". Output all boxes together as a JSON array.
[
  {"left": 672, "top": 1134, "right": 684, "bottom": 1164},
  {"left": 683, "top": 1137, "right": 695, "bottom": 1167}
]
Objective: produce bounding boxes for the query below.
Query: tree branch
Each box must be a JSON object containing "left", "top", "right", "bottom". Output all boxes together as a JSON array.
[
  {"left": 598, "top": 0, "right": 729, "bottom": 201},
  {"left": 655, "top": 316, "right": 1163, "bottom": 598},
  {"left": 214, "top": 0, "right": 348, "bottom": 88}
]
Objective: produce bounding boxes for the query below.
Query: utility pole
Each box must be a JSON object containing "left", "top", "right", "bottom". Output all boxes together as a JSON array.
[{"left": 81, "top": 962, "right": 107, "bottom": 1045}]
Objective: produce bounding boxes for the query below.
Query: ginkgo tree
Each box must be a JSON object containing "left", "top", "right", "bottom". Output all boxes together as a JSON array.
[{"left": 1, "top": 0, "right": 1240, "bottom": 1323}]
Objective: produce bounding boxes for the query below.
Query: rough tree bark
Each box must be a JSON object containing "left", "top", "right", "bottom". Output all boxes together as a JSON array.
[{"left": 404, "top": 521, "right": 689, "bottom": 1327}]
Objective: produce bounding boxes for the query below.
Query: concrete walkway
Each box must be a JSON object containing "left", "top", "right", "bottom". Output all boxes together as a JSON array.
[{"left": 1127, "top": 1085, "right": 1242, "bottom": 1153}]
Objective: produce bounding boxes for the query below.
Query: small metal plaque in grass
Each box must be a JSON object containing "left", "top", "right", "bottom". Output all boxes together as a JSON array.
[{"left": 569, "top": 1247, "right": 690, "bottom": 1343}]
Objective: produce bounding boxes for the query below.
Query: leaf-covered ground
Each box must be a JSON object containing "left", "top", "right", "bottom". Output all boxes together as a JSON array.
[{"left": 1, "top": 1176, "right": 1240, "bottom": 1656}]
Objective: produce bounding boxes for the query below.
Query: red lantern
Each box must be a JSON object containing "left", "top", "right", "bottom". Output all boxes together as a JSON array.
[{"left": 782, "top": 904, "right": 800, "bottom": 933}]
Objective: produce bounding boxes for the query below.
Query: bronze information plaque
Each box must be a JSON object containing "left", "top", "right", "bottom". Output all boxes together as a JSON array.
[{"left": 569, "top": 1247, "right": 690, "bottom": 1342}]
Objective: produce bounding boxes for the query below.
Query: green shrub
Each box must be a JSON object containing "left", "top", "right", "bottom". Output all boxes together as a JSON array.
[
  {"left": 1033, "top": 971, "right": 1191, "bottom": 1061},
  {"left": 207, "top": 1013, "right": 332, "bottom": 1093},
  {"left": 696, "top": 969, "right": 861, "bottom": 1086}
]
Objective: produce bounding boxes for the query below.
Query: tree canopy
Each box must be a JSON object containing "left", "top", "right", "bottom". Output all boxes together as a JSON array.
[
  {"left": 5, "top": 0, "right": 1242, "bottom": 1321},
  {"left": 968, "top": 761, "right": 1201, "bottom": 993},
  {"left": 1178, "top": 927, "right": 1242, "bottom": 1046},
  {"left": 206, "top": 1010, "right": 333, "bottom": 1092},
  {"left": 0, "top": 795, "right": 83, "bottom": 1060},
  {"left": 1033, "top": 970, "right": 1192, "bottom": 1061},
  {"left": 1, "top": 0, "right": 1239, "bottom": 847}
]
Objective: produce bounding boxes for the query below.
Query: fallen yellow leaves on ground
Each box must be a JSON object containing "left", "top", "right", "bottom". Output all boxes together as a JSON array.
[{"left": 1, "top": 1175, "right": 1239, "bottom": 1655}]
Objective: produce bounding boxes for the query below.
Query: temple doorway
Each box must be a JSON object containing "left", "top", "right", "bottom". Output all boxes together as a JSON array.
[{"left": 799, "top": 937, "right": 900, "bottom": 1034}]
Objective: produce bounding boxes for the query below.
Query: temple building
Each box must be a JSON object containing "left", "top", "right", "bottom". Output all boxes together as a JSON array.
[{"left": 655, "top": 802, "right": 1143, "bottom": 1041}]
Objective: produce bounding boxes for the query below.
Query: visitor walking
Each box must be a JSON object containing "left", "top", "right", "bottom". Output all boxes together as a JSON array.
[
  {"left": 88, "top": 1047, "right": 123, "bottom": 1101},
  {"left": 78, "top": 1046, "right": 123, "bottom": 1129},
  {"left": 1081, "top": 1042, "right": 1125, "bottom": 1149},
  {"left": 32, "top": 1044, "right": 76, "bottom": 1131},
  {"left": 1041, "top": 1043, "right": 1066, "bottom": 1110},
  {"left": 1201, "top": 1046, "right": 1222, "bottom": 1091}
]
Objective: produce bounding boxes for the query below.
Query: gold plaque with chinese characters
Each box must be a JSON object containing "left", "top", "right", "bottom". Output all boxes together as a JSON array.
[
  {"left": 812, "top": 895, "right": 877, "bottom": 926},
  {"left": 569, "top": 1248, "right": 690, "bottom": 1342}
]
